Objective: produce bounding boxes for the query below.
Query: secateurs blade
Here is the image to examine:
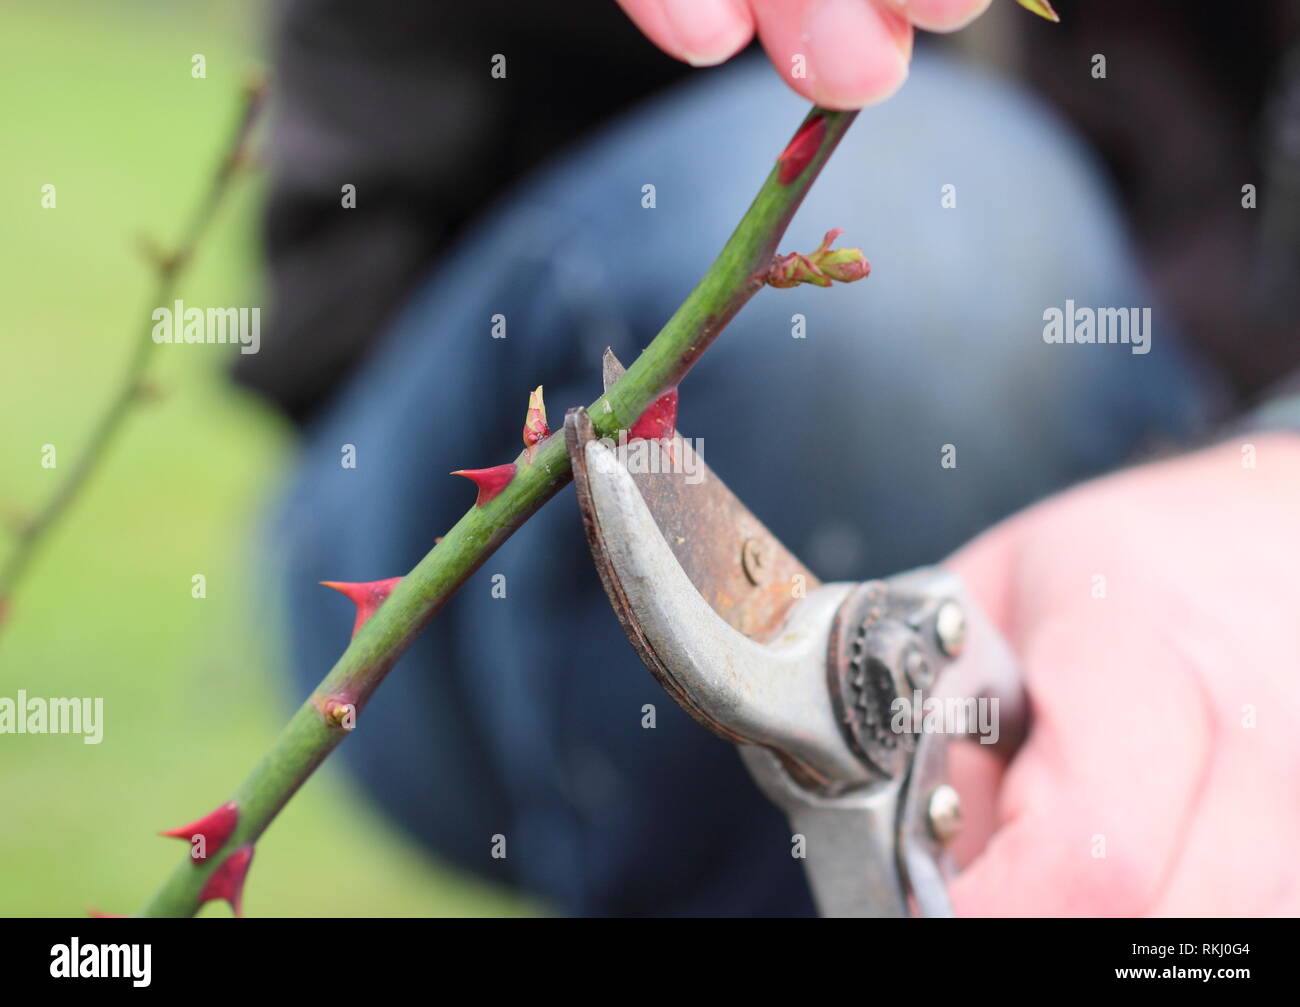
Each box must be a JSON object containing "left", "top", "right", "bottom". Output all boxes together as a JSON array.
[{"left": 564, "top": 351, "right": 1028, "bottom": 918}]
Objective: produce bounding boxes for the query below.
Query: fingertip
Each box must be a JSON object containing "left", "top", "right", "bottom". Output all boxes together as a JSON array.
[
  {"left": 618, "top": 0, "right": 754, "bottom": 68},
  {"left": 805, "top": 0, "right": 911, "bottom": 110},
  {"left": 896, "top": 0, "right": 993, "bottom": 34},
  {"left": 661, "top": 0, "right": 755, "bottom": 66}
]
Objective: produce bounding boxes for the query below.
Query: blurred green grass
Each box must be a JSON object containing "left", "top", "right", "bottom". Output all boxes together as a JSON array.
[{"left": 0, "top": 1, "right": 529, "bottom": 917}]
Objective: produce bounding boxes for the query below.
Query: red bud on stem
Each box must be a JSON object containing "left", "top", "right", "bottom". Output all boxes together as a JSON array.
[
  {"left": 523, "top": 386, "right": 550, "bottom": 460},
  {"left": 777, "top": 115, "right": 827, "bottom": 185},
  {"left": 766, "top": 229, "right": 870, "bottom": 289}
]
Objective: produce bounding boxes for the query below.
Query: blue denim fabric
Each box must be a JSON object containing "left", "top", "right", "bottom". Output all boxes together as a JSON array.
[{"left": 267, "top": 51, "right": 1210, "bottom": 916}]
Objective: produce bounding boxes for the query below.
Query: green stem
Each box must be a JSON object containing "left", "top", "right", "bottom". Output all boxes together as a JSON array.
[{"left": 140, "top": 106, "right": 857, "bottom": 917}]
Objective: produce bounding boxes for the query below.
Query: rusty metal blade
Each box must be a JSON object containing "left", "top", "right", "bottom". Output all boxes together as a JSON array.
[{"left": 574, "top": 350, "right": 819, "bottom": 642}]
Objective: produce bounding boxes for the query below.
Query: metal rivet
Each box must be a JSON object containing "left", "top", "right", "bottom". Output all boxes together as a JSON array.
[
  {"left": 927, "top": 784, "right": 962, "bottom": 845},
  {"left": 741, "top": 537, "right": 769, "bottom": 586},
  {"left": 935, "top": 601, "right": 966, "bottom": 657}
]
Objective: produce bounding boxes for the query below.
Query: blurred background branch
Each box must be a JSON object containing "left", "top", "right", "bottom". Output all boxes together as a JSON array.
[
  {"left": 0, "top": 79, "right": 265, "bottom": 622},
  {"left": 0, "top": 1, "right": 529, "bottom": 918}
]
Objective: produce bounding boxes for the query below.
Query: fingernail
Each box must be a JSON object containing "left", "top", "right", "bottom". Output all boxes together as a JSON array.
[
  {"left": 661, "top": 0, "right": 751, "bottom": 67},
  {"left": 907, "top": 0, "right": 995, "bottom": 33},
  {"left": 805, "top": 0, "right": 910, "bottom": 109}
]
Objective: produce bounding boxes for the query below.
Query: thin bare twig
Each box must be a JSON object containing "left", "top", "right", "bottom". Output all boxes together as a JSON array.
[{"left": 0, "top": 78, "right": 266, "bottom": 622}]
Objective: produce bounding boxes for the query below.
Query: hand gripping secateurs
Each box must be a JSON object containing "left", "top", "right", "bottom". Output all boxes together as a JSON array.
[{"left": 564, "top": 352, "right": 1029, "bottom": 918}]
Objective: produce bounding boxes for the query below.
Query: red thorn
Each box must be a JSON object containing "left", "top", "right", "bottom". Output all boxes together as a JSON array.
[
  {"left": 522, "top": 385, "right": 550, "bottom": 460},
  {"left": 777, "top": 114, "right": 826, "bottom": 185},
  {"left": 435, "top": 536, "right": 444, "bottom": 544},
  {"left": 451, "top": 463, "right": 517, "bottom": 507},
  {"left": 160, "top": 801, "right": 239, "bottom": 857},
  {"left": 198, "top": 844, "right": 254, "bottom": 917},
  {"left": 88, "top": 909, "right": 126, "bottom": 917},
  {"left": 629, "top": 387, "right": 679, "bottom": 442},
  {"left": 320, "top": 577, "right": 402, "bottom": 636}
]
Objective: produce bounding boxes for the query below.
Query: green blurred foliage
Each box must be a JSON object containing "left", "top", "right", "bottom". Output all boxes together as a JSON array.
[{"left": 0, "top": 0, "right": 530, "bottom": 917}]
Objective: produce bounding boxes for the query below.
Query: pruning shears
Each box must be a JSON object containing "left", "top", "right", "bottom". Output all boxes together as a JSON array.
[{"left": 564, "top": 352, "right": 1029, "bottom": 918}]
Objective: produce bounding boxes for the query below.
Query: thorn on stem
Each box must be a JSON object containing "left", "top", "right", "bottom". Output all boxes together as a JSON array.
[
  {"left": 242, "top": 71, "right": 268, "bottom": 102},
  {"left": 320, "top": 577, "right": 402, "bottom": 636},
  {"left": 160, "top": 801, "right": 240, "bottom": 857},
  {"left": 228, "top": 149, "right": 262, "bottom": 174},
  {"left": 133, "top": 379, "right": 166, "bottom": 404},
  {"left": 2, "top": 502, "right": 34, "bottom": 539},
  {"left": 629, "top": 388, "right": 679, "bottom": 442},
  {"left": 133, "top": 233, "right": 171, "bottom": 272},
  {"left": 198, "top": 844, "right": 254, "bottom": 917},
  {"left": 451, "top": 464, "right": 517, "bottom": 507}
]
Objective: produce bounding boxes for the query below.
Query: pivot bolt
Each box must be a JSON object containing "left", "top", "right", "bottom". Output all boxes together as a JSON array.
[
  {"left": 927, "top": 784, "right": 962, "bottom": 845},
  {"left": 935, "top": 601, "right": 966, "bottom": 657}
]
